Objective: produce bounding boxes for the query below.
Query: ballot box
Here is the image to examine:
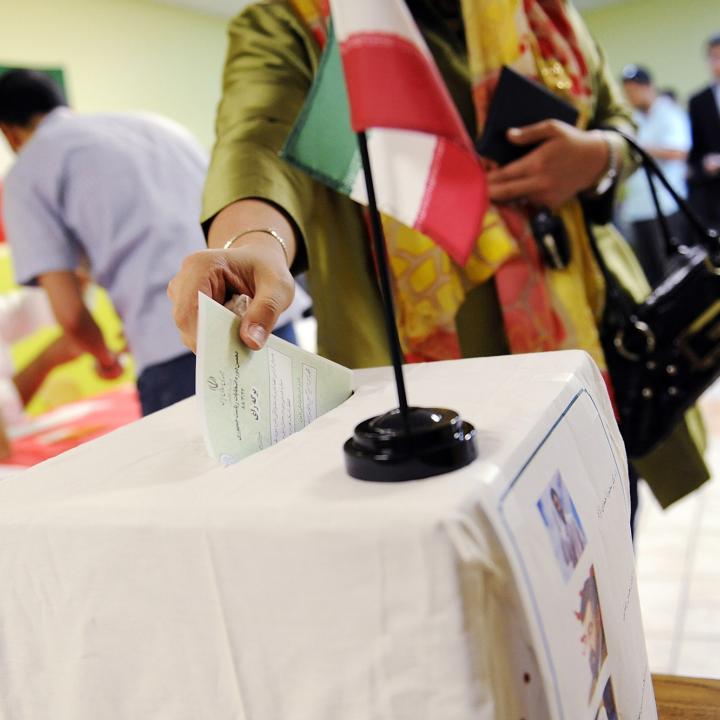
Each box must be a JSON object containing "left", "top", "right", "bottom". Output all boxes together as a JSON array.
[{"left": 0, "top": 351, "right": 656, "bottom": 720}]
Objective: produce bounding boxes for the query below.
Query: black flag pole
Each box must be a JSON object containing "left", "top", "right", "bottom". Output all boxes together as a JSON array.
[
  {"left": 343, "top": 130, "right": 478, "bottom": 483},
  {"left": 356, "top": 131, "right": 410, "bottom": 429}
]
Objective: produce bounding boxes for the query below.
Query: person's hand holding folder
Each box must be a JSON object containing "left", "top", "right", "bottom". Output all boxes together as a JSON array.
[
  {"left": 487, "top": 120, "right": 610, "bottom": 209},
  {"left": 477, "top": 67, "right": 613, "bottom": 209}
]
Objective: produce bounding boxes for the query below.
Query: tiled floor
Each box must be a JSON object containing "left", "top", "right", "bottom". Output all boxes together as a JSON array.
[{"left": 636, "top": 382, "right": 720, "bottom": 678}]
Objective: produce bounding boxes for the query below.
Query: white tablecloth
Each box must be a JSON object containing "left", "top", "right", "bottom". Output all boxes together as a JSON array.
[{"left": 0, "top": 351, "right": 655, "bottom": 720}]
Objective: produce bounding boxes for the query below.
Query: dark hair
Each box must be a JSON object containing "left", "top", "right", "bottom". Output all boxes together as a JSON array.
[
  {"left": 0, "top": 69, "right": 66, "bottom": 127},
  {"left": 709, "top": 33, "right": 720, "bottom": 52},
  {"left": 659, "top": 88, "right": 678, "bottom": 102}
]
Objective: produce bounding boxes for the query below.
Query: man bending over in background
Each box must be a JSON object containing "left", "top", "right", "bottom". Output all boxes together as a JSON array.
[{"left": 0, "top": 69, "right": 207, "bottom": 415}]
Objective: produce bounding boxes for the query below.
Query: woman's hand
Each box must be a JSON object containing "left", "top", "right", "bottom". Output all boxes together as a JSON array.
[
  {"left": 168, "top": 237, "right": 295, "bottom": 353},
  {"left": 487, "top": 120, "right": 610, "bottom": 209}
]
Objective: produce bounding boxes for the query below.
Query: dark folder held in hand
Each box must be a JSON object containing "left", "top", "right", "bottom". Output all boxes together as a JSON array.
[{"left": 476, "top": 66, "right": 580, "bottom": 166}]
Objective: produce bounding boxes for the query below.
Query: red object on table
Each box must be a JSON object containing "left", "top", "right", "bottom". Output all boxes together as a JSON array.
[{"left": 3, "top": 386, "right": 141, "bottom": 468}]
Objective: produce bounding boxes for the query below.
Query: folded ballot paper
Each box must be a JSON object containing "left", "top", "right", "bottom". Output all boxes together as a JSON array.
[{"left": 196, "top": 293, "right": 353, "bottom": 465}]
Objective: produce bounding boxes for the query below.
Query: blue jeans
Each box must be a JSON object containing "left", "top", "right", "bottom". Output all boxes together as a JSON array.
[
  {"left": 136, "top": 352, "right": 196, "bottom": 416},
  {"left": 272, "top": 322, "right": 297, "bottom": 344}
]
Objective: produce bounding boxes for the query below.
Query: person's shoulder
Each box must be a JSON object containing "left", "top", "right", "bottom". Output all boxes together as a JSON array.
[
  {"left": 654, "top": 95, "right": 674, "bottom": 110},
  {"left": 33, "top": 108, "right": 86, "bottom": 144},
  {"left": 130, "top": 112, "right": 208, "bottom": 160},
  {"left": 25, "top": 113, "right": 137, "bottom": 183},
  {"left": 32, "top": 110, "right": 106, "bottom": 161},
  {"left": 232, "top": 0, "right": 300, "bottom": 23},
  {"left": 3, "top": 125, "right": 65, "bottom": 198},
  {"left": 223, "top": 1, "right": 318, "bottom": 78},
  {"left": 229, "top": 1, "right": 312, "bottom": 39},
  {"left": 52, "top": 113, "right": 121, "bottom": 157},
  {"left": 654, "top": 95, "right": 686, "bottom": 121},
  {"left": 102, "top": 110, "right": 193, "bottom": 140},
  {"left": 68, "top": 112, "right": 172, "bottom": 150},
  {"left": 688, "top": 85, "right": 715, "bottom": 108}
]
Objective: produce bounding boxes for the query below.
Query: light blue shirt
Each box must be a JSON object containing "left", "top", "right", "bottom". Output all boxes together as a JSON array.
[
  {"left": 3, "top": 108, "right": 207, "bottom": 374},
  {"left": 621, "top": 96, "right": 691, "bottom": 223}
]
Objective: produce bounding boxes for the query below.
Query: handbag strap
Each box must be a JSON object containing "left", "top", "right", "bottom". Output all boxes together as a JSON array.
[
  {"left": 583, "top": 217, "right": 638, "bottom": 322},
  {"left": 641, "top": 159, "right": 679, "bottom": 255},
  {"left": 584, "top": 128, "right": 720, "bottom": 323},
  {"left": 606, "top": 127, "right": 719, "bottom": 254}
]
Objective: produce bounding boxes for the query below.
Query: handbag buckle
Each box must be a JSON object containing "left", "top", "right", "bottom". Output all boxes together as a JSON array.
[
  {"left": 613, "top": 320, "right": 656, "bottom": 362},
  {"left": 677, "top": 300, "right": 720, "bottom": 370},
  {"left": 704, "top": 254, "right": 720, "bottom": 277}
]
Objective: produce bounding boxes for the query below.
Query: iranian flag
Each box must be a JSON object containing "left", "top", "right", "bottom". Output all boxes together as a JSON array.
[{"left": 282, "top": 0, "right": 487, "bottom": 266}]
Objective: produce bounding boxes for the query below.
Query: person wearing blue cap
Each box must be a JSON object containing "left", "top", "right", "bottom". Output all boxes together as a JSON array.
[{"left": 620, "top": 64, "right": 691, "bottom": 287}]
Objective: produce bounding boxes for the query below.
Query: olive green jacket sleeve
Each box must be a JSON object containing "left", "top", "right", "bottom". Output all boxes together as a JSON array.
[{"left": 202, "top": 1, "right": 319, "bottom": 272}]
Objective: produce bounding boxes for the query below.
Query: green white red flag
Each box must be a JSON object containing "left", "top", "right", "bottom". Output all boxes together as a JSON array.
[{"left": 283, "top": 0, "right": 487, "bottom": 265}]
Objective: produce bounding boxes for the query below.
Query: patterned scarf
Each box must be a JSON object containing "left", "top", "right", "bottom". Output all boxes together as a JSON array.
[{"left": 290, "top": 0, "right": 608, "bottom": 372}]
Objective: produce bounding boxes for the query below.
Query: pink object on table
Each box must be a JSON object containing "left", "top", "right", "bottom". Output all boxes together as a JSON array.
[{"left": 4, "top": 385, "right": 141, "bottom": 468}]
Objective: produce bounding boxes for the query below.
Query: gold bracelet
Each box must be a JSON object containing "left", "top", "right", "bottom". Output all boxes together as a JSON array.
[
  {"left": 223, "top": 228, "right": 290, "bottom": 266},
  {"left": 588, "top": 130, "right": 619, "bottom": 196}
]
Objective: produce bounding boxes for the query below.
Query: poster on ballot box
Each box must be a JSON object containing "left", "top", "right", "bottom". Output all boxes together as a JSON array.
[{"left": 490, "top": 389, "right": 657, "bottom": 720}]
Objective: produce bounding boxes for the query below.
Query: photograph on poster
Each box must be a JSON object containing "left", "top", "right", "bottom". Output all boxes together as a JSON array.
[
  {"left": 577, "top": 565, "right": 608, "bottom": 703},
  {"left": 594, "top": 676, "right": 618, "bottom": 720},
  {"left": 537, "top": 471, "right": 587, "bottom": 581}
]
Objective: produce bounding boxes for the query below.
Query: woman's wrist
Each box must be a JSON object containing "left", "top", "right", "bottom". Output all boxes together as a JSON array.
[
  {"left": 585, "top": 130, "right": 617, "bottom": 196},
  {"left": 223, "top": 228, "right": 291, "bottom": 267},
  {"left": 207, "top": 199, "right": 297, "bottom": 267},
  {"left": 221, "top": 231, "right": 293, "bottom": 278}
]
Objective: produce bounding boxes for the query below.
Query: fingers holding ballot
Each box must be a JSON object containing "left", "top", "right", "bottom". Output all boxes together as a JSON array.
[
  {"left": 168, "top": 199, "right": 300, "bottom": 355},
  {"left": 168, "top": 242, "right": 295, "bottom": 354},
  {"left": 195, "top": 293, "right": 351, "bottom": 465}
]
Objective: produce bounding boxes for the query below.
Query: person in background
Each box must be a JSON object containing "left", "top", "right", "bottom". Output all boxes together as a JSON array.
[
  {"left": 659, "top": 88, "right": 679, "bottom": 104},
  {"left": 620, "top": 64, "right": 691, "bottom": 287},
  {"left": 688, "top": 33, "right": 720, "bottom": 231},
  {"left": 0, "top": 69, "right": 207, "bottom": 415}
]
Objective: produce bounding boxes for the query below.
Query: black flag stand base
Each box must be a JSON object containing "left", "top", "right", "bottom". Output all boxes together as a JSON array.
[
  {"left": 344, "top": 406, "right": 478, "bottom": 483},
  {"left": 343, "top": 132, "right": 478, "bottom": 483}
]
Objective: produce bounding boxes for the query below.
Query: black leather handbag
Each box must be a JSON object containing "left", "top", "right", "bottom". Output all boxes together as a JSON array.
[{"left": 589, "top": 130, "right": 720, "bottom": 458}]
